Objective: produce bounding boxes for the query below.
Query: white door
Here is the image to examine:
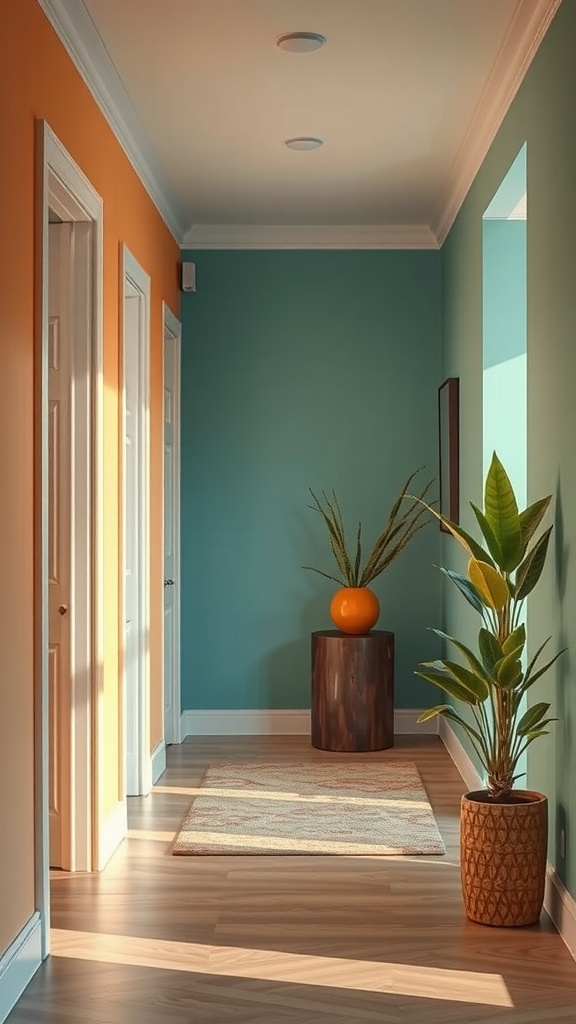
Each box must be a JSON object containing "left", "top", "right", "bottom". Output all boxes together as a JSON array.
[
  {"left": 124, "top": 293, "right": 140, "bottom": 794},
  {"left": 122, "top": 249, "right": 151, "bottom": 797},
  {"left": 39, "top": 127, "right": 105, "bottom": 957},
  {"left": 163, "top": 307, "right": 181, "bottom": 745},
  {"left": 48, "top": 223, "right": 73, "bottom": 869}
]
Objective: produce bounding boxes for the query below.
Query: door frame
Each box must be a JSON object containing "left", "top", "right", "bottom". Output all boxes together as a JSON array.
[
  {"left": 47, "top": 219, "right": 74, "bottom": 873},
  {"left": 122, "top": 246, "right": 152, "bottom": 796},
  {"left": 162, "top": 303, "right": 182, "bottom": 746},
  {"left": 35, "top": 121, "right": 104, "bottom": 951}
]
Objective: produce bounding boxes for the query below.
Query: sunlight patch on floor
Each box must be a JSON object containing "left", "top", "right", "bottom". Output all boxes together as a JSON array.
[
  {"left": 152, "top": 785, "right": 431, "bottom": 809},
  {"left": 172, "top": 829, "right": 438, "bottom": 855},
  {"left": 124, "top": 826, "right": 458, "bottom": 862},
  {"left": 126, "top": 829, "right": 175, "bottom": 842},
  {"left": 50, "top": 928, "right": 512, "bottom": 1007}
]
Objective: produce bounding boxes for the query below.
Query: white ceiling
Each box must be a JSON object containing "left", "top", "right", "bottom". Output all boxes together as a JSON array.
[{"left": 42, "top": 0, "right": 560, "bottom": 247}]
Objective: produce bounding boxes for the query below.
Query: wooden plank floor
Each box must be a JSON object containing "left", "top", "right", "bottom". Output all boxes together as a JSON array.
[{"left": 7, "top": 735, "right": 576, "bottom": 1023}]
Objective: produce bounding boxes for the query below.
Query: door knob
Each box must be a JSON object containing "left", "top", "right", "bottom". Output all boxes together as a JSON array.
[
  {"left": 164, "top": 579, "right": 175, "bottom": 587},
  {"left": 58, "top": 604, "right": 68, "bottom": 615}
]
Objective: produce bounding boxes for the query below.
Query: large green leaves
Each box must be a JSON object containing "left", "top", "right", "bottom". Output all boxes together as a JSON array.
[
  {"left": 494, "top": 648, "right": 523, "bottom": 689},
  {"left": 484, "top": 452, "right": 523, "bottom": 571},
  {"left": 417, "top": 704, "right": 486, "bottom": 745},
  {"left": 415, "top": 663, "right": 484, "bottom": 705},
  {"left": 413, "top": 452, "right": 563, "bottom": 800},
  {"left": 477, "top": 625, "right": 525, "bottom": 689},
  {"left": 417, "top": 704, "right": 452, "bottom": 724},
  {"left": 478, "top": 628, "right": 502, "bottom": 674},
  {"left": 470, "top": 503, "right": 503, "bottom": 567},
  {"left": 502, "top": 623, "right": 526, "bottom": 657},
  {"left": 443, "top": 661, "right": 490, "bottom": 701},
  {"left": 521, "top": 644, "right": 567, "bottom": 693},
  {"left": 519, "top": 496, "right": 552, "bottom": 554},
  {"left": 468, "top": 559, "right": 510, "bottom": 610},
  {"left": 417, "top": 502, "right": 495, "bottom": 565},
  {"left": 515, "top": 526, "right": 553, "bottom": 599},
  {"left": 429, "top": 628, "right": 491, "bottom": 683},
  {"left": 517, "top": 702, "right": 553, "bottom": 736},
  {"left": 438, "top": 566, "right": 486, "bottom": 615},
  {"left": 419, "top": 704, "right": 490, "bottom": 764},
  {"left": 442, "top": 520, "right": 495, "bottom": 566}
]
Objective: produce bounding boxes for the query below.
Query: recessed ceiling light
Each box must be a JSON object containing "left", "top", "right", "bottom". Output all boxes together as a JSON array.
[
  {"left": 284, "top": 137, "right": 323, "bottom": 151},
  {"left": 276, "top": 31, "right": 326, "bottom": 53}
]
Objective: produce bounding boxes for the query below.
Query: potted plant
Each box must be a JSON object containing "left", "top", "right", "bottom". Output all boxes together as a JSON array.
[
  {"left": 304, "top": 468, "right": 433, "bottom": 633},
  {"left": 415, "top": 452, "right": 565, "bottom": 926}
]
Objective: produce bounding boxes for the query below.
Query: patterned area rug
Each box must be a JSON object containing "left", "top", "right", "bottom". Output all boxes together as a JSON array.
[{"left": 172, "top": 761, "right": 446, "bottom": 856}]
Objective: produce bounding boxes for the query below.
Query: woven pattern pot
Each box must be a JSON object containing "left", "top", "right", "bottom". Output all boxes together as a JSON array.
[{"left": 460, "top": 790, "right": 548, "bottom": 927}]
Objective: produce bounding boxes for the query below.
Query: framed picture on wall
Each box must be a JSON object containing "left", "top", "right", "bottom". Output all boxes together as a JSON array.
[{"left": 438, "top": 377, "right": 459, "bottom": 530}]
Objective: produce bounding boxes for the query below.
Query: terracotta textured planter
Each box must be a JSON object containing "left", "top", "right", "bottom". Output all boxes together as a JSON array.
[{"left": 460, "top": 789, "right": 548, "bottom": 927}]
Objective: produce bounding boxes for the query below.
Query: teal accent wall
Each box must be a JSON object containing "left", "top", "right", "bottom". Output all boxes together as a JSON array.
[
  {"left": 180, "top": 250, "right": 441, "bottom": 712},
  {"left": 441, "top": 0, "right": 576, "bottom": 897}
]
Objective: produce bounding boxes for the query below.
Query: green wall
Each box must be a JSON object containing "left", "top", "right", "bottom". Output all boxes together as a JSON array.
[
  {"left": 180, "top": 250, "right": 441, "bottom": 712},
  {"left": 441, "top": 0, "right": 576, "bottom": 895}
]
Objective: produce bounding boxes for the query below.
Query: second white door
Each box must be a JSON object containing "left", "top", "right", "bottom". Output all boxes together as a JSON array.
[
  {"left": 163, "top": 306, "right": 181, "bottom": 746},
  {"left": 123, "top": 249, "right": 151, "bottom": 797}
]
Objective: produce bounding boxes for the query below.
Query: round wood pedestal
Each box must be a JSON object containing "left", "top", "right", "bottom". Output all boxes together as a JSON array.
[{"left": 311, "top": 630, "right": 394, "bottom": 752}]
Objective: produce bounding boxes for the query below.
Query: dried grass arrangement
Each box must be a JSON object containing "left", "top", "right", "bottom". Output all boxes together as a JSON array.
[{"left": 304, "top": 468, "right": 434, "bottom": 588}]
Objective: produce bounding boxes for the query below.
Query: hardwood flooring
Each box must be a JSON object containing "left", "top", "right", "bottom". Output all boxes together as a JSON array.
[{"left": 7, "top": 735, "right": 576, "bottom": 1023}]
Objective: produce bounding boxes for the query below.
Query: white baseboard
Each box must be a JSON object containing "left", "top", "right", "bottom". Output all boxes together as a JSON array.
[
  {"left": 97, "top": 799, "right": 127, "bottom": 872},
  {"left": 181, "top": 709, "right": 311, "bottom": 736},
  {"left": 180, "top": 708, "right": 438, "bottom": 738},
  {"left": 394, "top": 709, "right": 438, "bottom": 734},
  {"left": 151, "top": 740, "right": 166, "bottom": 783},
  {"left": 439, "top": 718, "right": 576, "bottom": 962},
  {"left": 545, "top": 867, "right": 576, "bottom": 961},
  {"left": 0, "top": 912, "right": 42, "bottom": 1023},
  {"left": 438, "top": 717, "right": 484, "bottom": 791}
]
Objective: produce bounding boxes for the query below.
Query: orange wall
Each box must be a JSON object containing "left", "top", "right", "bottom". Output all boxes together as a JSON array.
[{"left": 0, "top": 0, "right": 179, "bottom": 951}]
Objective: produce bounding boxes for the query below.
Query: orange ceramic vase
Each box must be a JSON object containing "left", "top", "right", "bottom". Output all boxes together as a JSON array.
[{"left": 329, "top": 586, "right": 380, "bottom": 635}]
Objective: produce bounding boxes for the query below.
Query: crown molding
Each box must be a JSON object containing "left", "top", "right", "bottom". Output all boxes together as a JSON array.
[
  {"left": 431, "top": 0, "right": 562, "bottom": 246},
  {"left": 181, "top": 223, "right": 439, "bottom": 250},
  {"left": 36, "top": 0, "right": 187, "bottom": 241},
  {"left": 36, "top": 0, "right": 560, "bottom": 252}
]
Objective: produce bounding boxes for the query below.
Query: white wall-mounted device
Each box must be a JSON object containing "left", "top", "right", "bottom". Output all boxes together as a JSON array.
[{"left": 180, "top": 261, "right": 196, "bottom": 293}]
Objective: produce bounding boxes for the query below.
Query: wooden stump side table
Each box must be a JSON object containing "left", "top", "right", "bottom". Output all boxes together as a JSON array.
[{"left": 311, "top": 630, "right": 394, "bottom": 752}]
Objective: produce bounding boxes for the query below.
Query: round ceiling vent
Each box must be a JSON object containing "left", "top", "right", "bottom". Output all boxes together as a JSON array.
[
  {"left": 284, "top": 137, "right": 324, "bottom": 151},
  {"left": 276, "top": 32, "right": 326, "bottom": 53}
]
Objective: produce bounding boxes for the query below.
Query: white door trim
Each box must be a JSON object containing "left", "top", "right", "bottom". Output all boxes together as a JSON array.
[
  {"left": 122, "top": 246, "right": 152, "bottom": 796},
  {"left": 35, "top": 120, "right": 104, "bottom": 953},
  {"left": 162, "top": 302, "right": 182, "bottom": 746}
]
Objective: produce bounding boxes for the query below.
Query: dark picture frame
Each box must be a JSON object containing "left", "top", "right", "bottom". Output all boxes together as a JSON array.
[{"left": 438, "top": 377, "right": 459, "bottom": 530}]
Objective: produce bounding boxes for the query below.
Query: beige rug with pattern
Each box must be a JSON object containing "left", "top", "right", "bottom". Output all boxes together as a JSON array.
[{"left": 172, "top": 761, "right": 446, "bottom": 856}]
